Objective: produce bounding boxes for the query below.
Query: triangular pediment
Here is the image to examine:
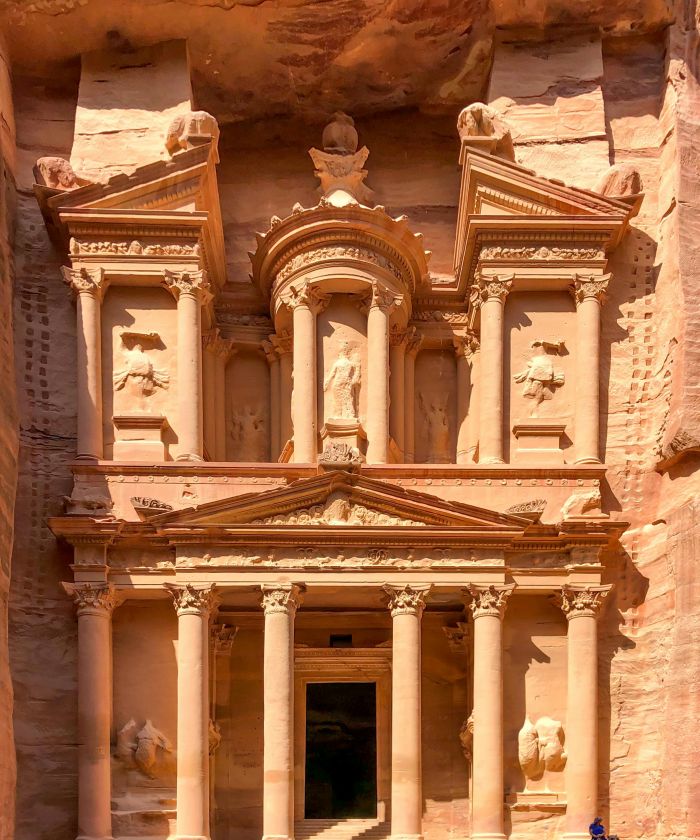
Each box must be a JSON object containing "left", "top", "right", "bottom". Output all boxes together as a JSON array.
[{"left": 150, "top": 471, "right": 530, "bottom": 531}]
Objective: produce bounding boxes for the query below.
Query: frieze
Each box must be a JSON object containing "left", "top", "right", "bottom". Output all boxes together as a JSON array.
[
  {"left": 479, "top": 245, "right": 604, "bottom": 261},
  {"left": 251, "top": 493, "right": 426, "bottom": 527},
  {"left": 275, "top": 245, "right": 403, "bottom": 285},
  {"left": 69, "top": 238, "right": 200, "bottom": 257},
  {"left": 413, "top": 310, "right": 470, "bottom": 323}
]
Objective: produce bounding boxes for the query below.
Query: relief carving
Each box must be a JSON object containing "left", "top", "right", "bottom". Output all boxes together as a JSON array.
[
  {"left": 513, "top": 340, "right": 565, "bottom": 418},
  {"left": 165, "top": 110, "right": 220, "bottom": 158},
  {"left": 208, "top": 719, "right": 222, "bottom": 755},
  {"left": 323, "top": 341, "right": 361, "bottom": 420},
  {"left": 276, "top": 247, "right": 402, "bottom": 286},
  {"left": 418, "top": 393, "right": 451, "bottom": 463},
  {"left": 116, "top": 718, "right": 173, "bottom": 779},
  {"left": 34, "top": 156, "right": 88, "bottom": 190},
  {"left": 560, "top": 488, "right": 602, "bottom": 519},
  {"left": 459, "top": 713, "right": 474, "bottom": 761},
  {"left": 69, "top": 238, "right": 200, "bottom": 257},
  {"left": 113, "top": 331, "right": 169, "bottom": 406},
  {"left": 479, "top": 245, "right": 604, "bottom": 261},
  {"left": 457, "top": 102, "right": 514, "bottom": 160},
  {"left": 413, "top": 310, "right": 469, "bottom": 324},
  {"left": 229, "top": 406, "right": 267, "bottom": 461},
  {"left": 251, "top": 492, "right": 426, "bottom": 527},
  {"left": 319, "top": 441, "right": 361, "bottom": 469},
  {"left": 596, "top": 162, "right": 643, "bottom": 197},
  {"left": 518, "top": 716, "right": 567, "bottom": 781},
  {"left": 308, "top": 112, "right": 373, "bottom": 205}
]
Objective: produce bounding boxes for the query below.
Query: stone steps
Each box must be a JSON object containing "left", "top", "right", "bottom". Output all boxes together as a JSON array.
[{"left": 295, "top": 818, "right": 389, "bottom": 840}]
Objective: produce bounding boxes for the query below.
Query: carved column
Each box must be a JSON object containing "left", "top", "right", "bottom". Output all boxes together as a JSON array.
[
  {"left": 572, "top": 275, "right": 609, "bottom": 464},
  {"left": 164, "top": 270, "right": 212, "bottom": 461},
  {"left": 62, "top": 267, "right": 105, "bottom": 460},
  {"left": 454, "top": 331, "right": 479, "bottom": 464},
  {"left": 558, "top": 585, "right": 612, "bottom": 840},
  {"left": 367, "top": 283, "right": 400, "bottom": 464},
  {"left": 261, "top": 584, "right": 304, "bottom": 840},
  {"left": 65, "top": 582, "right": 121, "bottom": 840},
  {"left": 166, "top": 584, "right": 220, "bottom": 840},
  {"left": 287, "top": 285, "right": 328, "bottom": 463},
  {"left": 273, "top": 331, "right": 294, "bottom": 453},
  {"left": 467, "top": 584, "right": 515, "bottom": 840},
  {"left": 384, "top": 584, "right": 431, "bottom": 840},
  {"left": 390, "top": 326, "right": 407, "bottom": 459},
  {"left": 472, "top": 275, "right": 512, "bottom": 464},
  {"left": 263, "top": 338, "right": 281, "bottom": 459},
  {"left": 210, "top": 624, "right": 237, "bottom": 832},
  {"left": 403, "top": 329, "right": 422, "bottom": 464}
]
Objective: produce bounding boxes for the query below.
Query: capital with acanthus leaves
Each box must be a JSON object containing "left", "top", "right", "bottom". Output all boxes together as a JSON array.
[
  {"left": 466, "top": 584, "right": 515, "bottom": 618},
  {"left": 61, "top": 266, "right": 105, "bottom": 297},
  {"left": 260, "top": 584, "right": 305, "bottom": 615},
  {"left": 453, "top": 330, "right": 480, "bottom": 360},
  {"left": 163, "top": 269, "right": 212, "bottom": 303},
  {"left": 165, "top": 583, "right": 220, "bottom": 616},
  {"left": 63, "top": 582, "right": 122, "bottom": 615},
  {"left": 384, "top": 584, "right": 432, "bottom": 617},
  {"left": 557, "top": 584, "right": 612, "bottom": 619},
  {"left": 571, "top": 273, "right": 610, "bottom": 306},
  {"left": 470, "top": 274, "right": 514, "bottom": 307},
  {"left": 282, "top": 282, "right": 331, "bottom": 314}
]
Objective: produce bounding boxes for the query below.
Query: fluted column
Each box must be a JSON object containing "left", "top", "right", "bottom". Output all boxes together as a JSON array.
[
  {"left": 273, "top": 331, "right": 294, "bottom": 454},
  {"left": 367, "top": 283, "right": 400, "bottom": 464},
  {"left": 164, "top": 270, "right": 212, "bottom": 461},
  {"left": 572, "top": 275, "right": 609, "bottom": 464},
  {"left": 403, "top": 329, "right": 422, "bottom": 464},
  {"left": 286, "top": 285, "right": 328, "bottom": 463},
  {"left": 454, "top": 331, "right": 479, "bottom": 464},
  {"left": 62, "top": 267, "right": 105, "bottom": 460},
  {"left": 261, "top": 584, "right": 304, "bottom": 840},
  {"left": 384, "top": 584, "right": 431, "bottom": 840},
  {"left": 558, "top": 585, "right": 612, "bottom": 840},
  {"left": 65, "top": 582, "right": 121, "bottom": 840},
  {"left": 472, "top": 275, "right": 512, "bottom": 464},
  {"left": 467, "top": 584, "right": 515, "bottom": 840},
  {"left": 389, "top": 326, "right": 407, "bottom": 459},
  {"left": 166, "top": 584, "right": 220, "bottom": 840}
]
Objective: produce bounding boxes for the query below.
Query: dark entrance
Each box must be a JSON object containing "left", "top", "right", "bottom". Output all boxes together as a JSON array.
[{"left": 304, "top": 682, "right": 377, "bottom": 819}]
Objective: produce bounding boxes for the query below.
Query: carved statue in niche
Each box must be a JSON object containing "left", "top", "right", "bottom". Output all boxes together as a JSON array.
[
  {"left": 513, "top": 340, "right": 565, "bottom": 417},
  {"left": 419, "top": 392, "right": 451, "bottom": 463},
  {"left": 323, "top": 341, "right": 361, "bottom": 420},
  {"left": 116, "top": 719, "right": 173, "bottom": 779},
  {"left": 229, "top": 405, "right": 267, "bottom": 461},
  {"left": 113, "top": 331, "right": 169, "bottom": 408},
  {"left": 518, "top": 716, "right": 566, "bottom": 782},
  {"left": 459, "top": 713, "right": 474, "bottom": 761}
]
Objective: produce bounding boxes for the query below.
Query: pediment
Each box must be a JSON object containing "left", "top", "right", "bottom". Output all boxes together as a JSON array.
[{"left": 150, "top": 471, "right": 530, "bottom": 532}]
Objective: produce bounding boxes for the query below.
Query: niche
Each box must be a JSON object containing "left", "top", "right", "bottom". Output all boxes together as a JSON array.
[
  {"left": 225, "top": 349, "right": 270, "bottom": 462},
  {"left": 414, "top": 349, "right": 457, "bottom": 463}
]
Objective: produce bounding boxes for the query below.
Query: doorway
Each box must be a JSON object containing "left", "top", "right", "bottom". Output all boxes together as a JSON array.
[{"left": 304, "top": 682, "right": 377, "bottom": 819}]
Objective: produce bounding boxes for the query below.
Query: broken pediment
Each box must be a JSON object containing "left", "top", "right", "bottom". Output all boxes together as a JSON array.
[{"left": 149, "top": 471, "right": 530, "bottom": 532}]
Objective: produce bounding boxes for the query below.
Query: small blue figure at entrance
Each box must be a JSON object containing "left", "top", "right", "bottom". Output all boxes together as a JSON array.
[{"left": 590, "top": 817, "right": 607, "bottom": 840}]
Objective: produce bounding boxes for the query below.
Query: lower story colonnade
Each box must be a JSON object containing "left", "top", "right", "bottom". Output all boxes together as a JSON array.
[{"left": 64, "top": 578, "right": 611, "bottom": 840}]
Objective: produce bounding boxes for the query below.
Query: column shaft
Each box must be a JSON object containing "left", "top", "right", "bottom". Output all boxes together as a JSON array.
[
  {"left": 574, "top": 296, "right": 603, "bottom": 464},
  {"left": 177, "top": 291, "right": 204, "bottom": 460},
  {"left": 404, "top": 336, "right": 420, "bottom": 464},
  {"left": 366, "top": 300, "right": 392, "bottom": 464},
  {"left": 214, "top": 354, "right": 227, "bottom": 461},
  {"left": 203, "top": 347, "right": 217, "bottom": 459},
  {"left": 291, "top": 303, "right": 317, "bottom": 462},
  {"left": 385, "top": 585, "right": 430, "bottom": 840},
  {"left": 76, "top": 290, "right": 103, "bottom": 459},
  {"left": 389, "top": 334, "right": 406, "bottom": 459},
  {"left": 279, "top": 351, "right": 293, "bottom": 452},
  {"left": 466, "top": 348, "right": 481, "bottom": 463},
  {"left": 269, "top": 355, "right": 281, "bottom": 460},
  {"left": 262, "top": 585, "right": 303, "bottom": 840},
  {"left": 478, "top": 296, "right": 506, "bottom": 464}
]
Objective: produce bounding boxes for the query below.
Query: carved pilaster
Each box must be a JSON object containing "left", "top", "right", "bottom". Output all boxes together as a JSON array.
[
  {"left": 61, "top": 266, "right": 106, "bottom": 298},
  {"left": 211, "top": 623, "right": 238, "bottom": 655},
  {"left": 165, "top": 583, "right": 220, "bottom": 616},
  {"left": 557, "top": 584, "right": 612, "bottom": 619},
  {"left": 470, "top": 273, "right": 514, "bottom": 307},
  {"left": 163, "top": 268, "right": 212, "bottom": 303},
  {"left": 203, "top": 328, "right": 235, "bottom": 359},
  {"left": 453, "top": 330, "right": 480, "bottom": 361},
  {"left": 571, "top": 273, "right": 610, "bottom": 306},
  {"left": 389, "top": 324, "right": 409, "bottom": 347},
  {"left": 404, "top": 326, "right": 423, "bottom": 357},
  {"left": 467, "top": 583, "right": 515, "bottom": 619},
  {"left": 64, "top": 582, "right": 122, "bottom": 616},
  {"left": 271, "top": 329, "right": 293, "bottom": 357},
  {"left": 260, "top": 583, "right": 305, "bottom": 615},
  {"left": 384, "top": 583, "right": 431, "bottom": 617}
]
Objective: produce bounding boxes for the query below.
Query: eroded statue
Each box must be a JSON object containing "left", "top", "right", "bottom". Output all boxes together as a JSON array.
[
  {"left": 419, "top": 393, "right": 451, "bottom": 462},
  {"left": 116, "top": 718, "right": 173, "bottom": 779},
  {"left": 513, "top": 340, "right": 565, "bottom": 417},
  {"left": 229, "top": 405, "right": 267, "bottom": 461},
  {"left": 113, "top": 331, "right": 169, "bottom": 402},
  {"left": 456, "top": 102, "right": 514, "bottom": 160},
  {"left": 323, "top": 342, "right": 361, "bottom": 420},
  {"left": 518, "top": 715, "right": 566, "bottom": 781},
  {"left": 34, "top": 156, "right": 88, "bottom": 190},
  {"left": 459, "top": 713, "right": 474, "bottom": 761}
]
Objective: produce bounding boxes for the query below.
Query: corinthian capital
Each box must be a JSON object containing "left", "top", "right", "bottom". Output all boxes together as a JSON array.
[
  {"left": 63, "top": 582, "right": 121, "bottom": 615},
  {"left": 453, "top": 330, "right": 480, "bottom": 360},
  {"left": 557, "top": 584, "right": 612, "bottom": 619},
  {"left": 165, "top": 583, "right": 220, "bottom": 616},
  {"left": 260, "top": 584, "right": 305, "bottom": 615},
  {"left": 470, "top": 273, "right": 513, "bottom": 307},
  {"left": 369, "top": 281, "right": 402, "bottom": 313},
  {"left": 384, "top": 584, "right": 431, "bottom": 617},
  {"left": 404, "top": 326, "right": 423, "bottom": 356},
  {"left": 270, "top": 330, "right": 293, "bottom": 356},
  {"left": 163, "top": 269, "right": 212, "bottom": 303},
  {"left": 282, "top": 282, "right": 330, "bottom": 314},
  {"left": 467, "top": 584, "right": 515, "bottom": 618},
  {"left": 203, "top": 328, "right": 235, "bottom": 359},
  {"left": 61, "top": 266, "right": 105, "bottom": 297},
  {"left": 571, "top": 273, "right": 610, "bottom": 306}
]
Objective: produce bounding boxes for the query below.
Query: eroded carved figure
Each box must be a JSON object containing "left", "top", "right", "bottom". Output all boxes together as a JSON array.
[
  {"left": 113, "top": 332, "right": 169, "bottom": 401},
  {"left": 518, "top": 716, "right": 567, "bottom": 781},
  {"left": 323, "top": 342, "right": 361, "bottom": 419},
  {"left": 116, "top": 719, "right": 173, "bottom": 779},
  {"left": 34, "top": 156, "right": 87, "bottom": 190},
  {"left": 229, "top": 406, "right": 267, "bottom": 461},
  {"left": 419, "top": 393, "right": 451, "bottom": 462},
  {"left": 560, "top": 488, "right": 602, "bottom": 519},
  {"left": 513, "top": 340, "right": 565, "bottom": 417},
  {"left": 596, "top": 162, "right": 643, "bottom": 197},
  {"left": 456, "top": 102, "right": 514, "bottom": 160},
  {"left": 459, "top": 713, "right": 474, "bottom": 761},
  {"left": 165, "top": 110, "right": 220, "bottom": 159}
]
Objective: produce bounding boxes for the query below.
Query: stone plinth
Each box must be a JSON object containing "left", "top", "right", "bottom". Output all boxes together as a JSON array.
[
  {"left": 321, "top": 418, "right": 366, "bottom": 459},
  {"left": 113, "top": 415, "right": 169, "bottom": 461},
  {"left": 512, "top": 420, "right": 567, "bottom": 465}
]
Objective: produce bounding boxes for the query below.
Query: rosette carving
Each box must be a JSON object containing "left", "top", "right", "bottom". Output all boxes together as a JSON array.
[
  {"left": 467, "top": 584, "right": 515, "bottom": 618},
  {"left": 165, "top": 583, "right": 220, "bottom": 616},
  {"left": 260, "top": 584, "right": 305, "bottom": 615},
  {"left": 384, "top": 584, "right": 431, "bottom": 617},
  {"left": 557, "top": 584, "right": 612, "bottom": 619}
]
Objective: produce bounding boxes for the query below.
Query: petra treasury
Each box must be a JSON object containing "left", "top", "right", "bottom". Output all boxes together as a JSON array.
[{"left": 1, "top": 3, "right": 700, "bottom": 840}]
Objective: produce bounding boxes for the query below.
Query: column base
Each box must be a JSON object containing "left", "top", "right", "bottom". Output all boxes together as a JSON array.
[
  {"left": 262, "top": 834, "right": 293, "bottom": 840},
  {"left": 470, "top": 834, "right": 507, "bottom": 840},
  {"left": 390, "top": 835, "right": 424, "bottom": 840},
  {"left": 168, "top": 835, "right": 210, "bottom": 840},
  {"left": 561, "top": 833, "right": 591, "bottom": 840},
  {"left": 76, "top": 835, "right": 115, "bottom": 840}
]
